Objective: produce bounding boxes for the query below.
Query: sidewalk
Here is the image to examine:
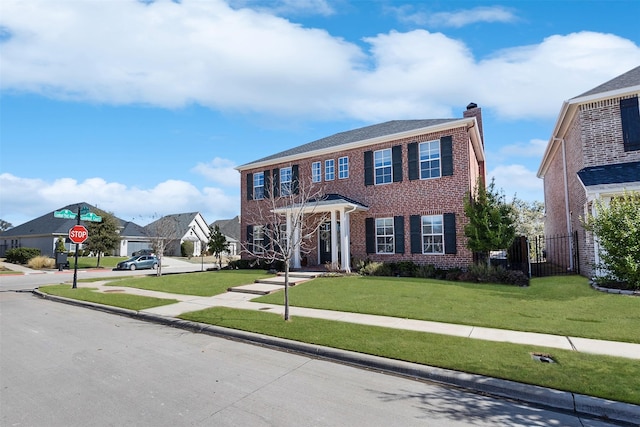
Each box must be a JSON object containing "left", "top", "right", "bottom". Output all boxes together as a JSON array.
[
  {"left": 38, "top": 277, "right": 640, "bottom": 424},
  {"left": 85, "top": 279, "right": 640, "bottom": 361}
]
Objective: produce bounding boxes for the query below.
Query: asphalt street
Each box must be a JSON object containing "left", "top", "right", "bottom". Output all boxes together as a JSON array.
[{"left": 1, "top": 291, "right": 620, "bottom": 427}]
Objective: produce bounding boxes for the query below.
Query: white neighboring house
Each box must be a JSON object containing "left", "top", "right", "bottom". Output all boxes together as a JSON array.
[
  {"left": 145, "top": 212, "right": 210, "bottom": 257},
  {"left": 210, "top": 215, "right": 241, "bottom": 256}
]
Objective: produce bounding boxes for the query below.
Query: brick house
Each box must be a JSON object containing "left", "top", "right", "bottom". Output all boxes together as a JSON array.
[
  {"left": 236, "top": 104, "right": 486, "bottom": 272},
  {"left": 537, "top": 66, "right": 640, "bottom": 278}
]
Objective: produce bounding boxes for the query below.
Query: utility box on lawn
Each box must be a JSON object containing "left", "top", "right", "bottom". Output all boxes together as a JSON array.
[{"left": 55, "top": 252, "right": 69, "bottom": 271}]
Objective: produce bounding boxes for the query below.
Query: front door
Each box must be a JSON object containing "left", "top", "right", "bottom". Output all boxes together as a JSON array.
[{"left": 319, "top": 222, "right": 340, "bottom": 265}]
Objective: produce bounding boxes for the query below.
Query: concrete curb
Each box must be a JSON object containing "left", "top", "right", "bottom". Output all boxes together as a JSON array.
[{"left": 33, "top": 290, "right": 640, "bottom": 426}]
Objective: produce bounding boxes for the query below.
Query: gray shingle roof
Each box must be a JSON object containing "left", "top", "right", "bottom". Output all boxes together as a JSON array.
[
  {"left": 145, "top": 212, "right": 200, "bottom": 237},
  {"left": 0, "top": 202, "right": 147, "bottom": 238},
  {"left": 575, "top": 65, "right": 640, "bottom": 98},
  {"left": 577, "top": 161, "right": 640, "bottom": 187},
  {"left": 240, "top": 119, "right": 458, "bottom": 167},
  {"left": 211, "top": 215, "right": 240, "bottom": 241}
]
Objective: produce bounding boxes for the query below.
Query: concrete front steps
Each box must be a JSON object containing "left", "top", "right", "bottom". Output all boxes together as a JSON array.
[{"left": 227, "top": 271, "right": 323, "bottom": 295}]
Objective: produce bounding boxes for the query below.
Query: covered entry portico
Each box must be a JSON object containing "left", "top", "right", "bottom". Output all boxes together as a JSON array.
[{"left": 273, "top": 194, "right": 368, "bottom": 273}]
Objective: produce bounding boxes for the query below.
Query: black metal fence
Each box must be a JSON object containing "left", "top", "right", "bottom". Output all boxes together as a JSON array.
[{"left": 504, "top": 232, "right": 580, "bottom": 277}]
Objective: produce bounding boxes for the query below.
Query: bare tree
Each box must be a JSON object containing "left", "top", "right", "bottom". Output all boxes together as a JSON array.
[
  {"left": 144, "top": 215, "right": 182, "bottom": 277},
  {"left": 243, "top": 172, "right": 329, "bottom": 320}
]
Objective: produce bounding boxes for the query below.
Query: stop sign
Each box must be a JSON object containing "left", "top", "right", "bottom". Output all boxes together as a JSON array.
[{"left": 69, "top": 225, "right": 88, "bottom": 244}]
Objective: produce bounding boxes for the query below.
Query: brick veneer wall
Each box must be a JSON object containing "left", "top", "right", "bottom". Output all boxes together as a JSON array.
[
  {"left": 543, "top": 95, "right": 640, "bottom": 278},
  {"left": 240, "top": 124, "right": 481, "bottom": 269}
]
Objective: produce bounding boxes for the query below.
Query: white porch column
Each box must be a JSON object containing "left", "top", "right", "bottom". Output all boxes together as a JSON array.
[
  {"left": 339, "top": 208, "right": 351, "bottom": 273},
  {"left": 331, "top": 210, "right": 338, "bottom": 267},
  {"left": 290, "top": 211, "right": 302, "bottom": 269}
]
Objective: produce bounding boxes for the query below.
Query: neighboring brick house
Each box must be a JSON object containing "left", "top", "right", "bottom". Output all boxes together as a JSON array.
[
  {"left": 537, "top": 66, "right": 640, "bottom": 279},
  {"left": 236, "top": 104, "right": 486, "bottom": 272}
]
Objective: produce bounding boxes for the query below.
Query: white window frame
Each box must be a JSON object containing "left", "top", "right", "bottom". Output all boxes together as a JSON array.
[
  {"left": 338, "top": 156, "right": 349, "bottom": 179},
  {"left": 375, "top": 217, "right": 394, "bottom": 254},
  {"left": 253, "top": 225, "right": 264, "bottom": 254},
  {"left": 325, "top": 159, "right": 335, "bottom": 181},
  {"left": 419, "top": 140, "right": 441, "bottom": 179},
  {"left": 253, "top": 172, "right": 264, "bottom": 200},
  {"left": 422, "top": 215, "right": 444, "bottom": 254},
  {"left": 312, "top": 161, "right": 321, "bottom": 183},
  {"left": 374, "top": 148, "right": 392, "bottom": 185},
  {"left": 280, "top": 167, "right": 292, "bottom": 196}
]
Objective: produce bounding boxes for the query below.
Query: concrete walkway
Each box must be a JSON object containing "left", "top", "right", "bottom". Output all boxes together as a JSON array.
[{"left": 83, "top": 275, "right": 640, "bottom": 361}]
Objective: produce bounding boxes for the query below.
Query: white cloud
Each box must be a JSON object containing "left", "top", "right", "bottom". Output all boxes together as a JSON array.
[
  {"left": 192, "top": 157, "right": 240, "bottom": 187},
  {"left": 394, "top": 5, "right": 517, "bottom": 28},
  {"left": 0, "top": 173, "right": 239, "bottom": 227},
  {"left": 488, "top": 164, "right": 544, "bottom": 202},
  {"left": 1, "top": 1, "right": 639, "bottom": 122},
  {"left": 230, "top": 0, "right": 334, "bottom": 16}
]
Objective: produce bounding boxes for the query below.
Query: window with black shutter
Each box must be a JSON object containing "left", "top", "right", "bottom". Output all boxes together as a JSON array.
[
  {"left": 364, "top": 151, "right": 374, "bottom": 186},
  {"left": 365, "top": 217, "right": 375, "bottom": 254},
  {"left": 621, "top": 96, "right": 640, "bottom": 152},
  {"left": 441, "top": 136, "right": 453, "bottom": 176},
  {"left": 443, "top": 213, "right": 457, "bottom": 254},
  {"left": 392, "top": 145, "right": 403, "bottom": 182},
  {"left": 246, "top": 173, "right": 253, "bottom": 201},
  {"left": 407, "top": 142, "right": 419, "bottom": 181},
  {"left": 394, "top": 216, "right": 405, "bottom": 254}
]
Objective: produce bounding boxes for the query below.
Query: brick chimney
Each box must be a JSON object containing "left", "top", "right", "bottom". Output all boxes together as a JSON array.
[{"left": 463, "top": 102, "right": 483, "bottom": 147}]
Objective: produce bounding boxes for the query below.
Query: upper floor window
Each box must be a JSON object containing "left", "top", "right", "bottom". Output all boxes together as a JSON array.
[
  {"left": 422, "top": 215, "right": 444, "bottom": 254},
  {"left": 253, "top": 172, "right": 264, "bottom": 200},
  {"left": 325, "top": 159, "right": 335, "bottom": 181},
  {"left": 312, "top": 162, "right": 321, "bottom": 183},
  {"left": 621, "top": 96, "right": 640, "bottom": 152},
  {"left": 374, "top": 148, "right": 392, "bottom": 185},
  {"left": 338, "top": 156, "right": 349, "bottom": 179},
  {"left": 376, "top": 217, "right": 394, "bottom": 254},
  {"left": 419, "top": 140, "right": 441, "bottom": 179},
  {"left": 280, "top": 167, "right": 292, "bottom": 196}
]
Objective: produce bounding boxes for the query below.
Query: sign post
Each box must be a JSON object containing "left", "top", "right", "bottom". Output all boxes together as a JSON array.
[{"left": 53, "top": 205, "right": 101, "bottom": 289}]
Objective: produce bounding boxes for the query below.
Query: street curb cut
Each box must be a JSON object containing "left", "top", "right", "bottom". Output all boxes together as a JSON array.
[{"left": 33, "top": 290, "right": 640, "bottom": 426}]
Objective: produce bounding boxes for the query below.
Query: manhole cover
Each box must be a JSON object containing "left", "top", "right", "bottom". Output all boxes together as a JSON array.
[{"left": 530, "top": 353, "right": 556, "bottom": 363}]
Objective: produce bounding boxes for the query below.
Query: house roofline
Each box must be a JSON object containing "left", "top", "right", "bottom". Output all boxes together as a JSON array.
[
  {"left": 236, "top": 117, "right": 482, "bottom": 171},
  {"left": 537, "top": 85, "right": 640, "bottom": 178}
]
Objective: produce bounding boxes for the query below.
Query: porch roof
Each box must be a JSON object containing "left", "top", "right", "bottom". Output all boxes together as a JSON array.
[
  {"left": 577, "top": 161, "right": 640, "bottom": 196},
  {"left": 272, "top": 193, "right": 369, "bottom": 214}
]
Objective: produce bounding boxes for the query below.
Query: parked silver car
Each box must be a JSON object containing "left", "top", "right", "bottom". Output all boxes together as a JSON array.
[{"left": 115, "top": 255, "right": 159, "bottom": 271}]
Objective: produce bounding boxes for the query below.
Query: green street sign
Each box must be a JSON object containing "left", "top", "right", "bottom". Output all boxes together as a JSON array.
[
  {"left": 80, "top": 206, "right": 90, "bottom": 215},
  {"left": 80, "top": 212, "right": 102, "bottom": 223},
  {"left": 54, "top": 209, "right": 77, "bottom": 219}
]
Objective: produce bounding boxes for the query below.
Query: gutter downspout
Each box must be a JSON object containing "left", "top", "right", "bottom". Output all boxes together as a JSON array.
[{"left": 554, "top": 137, "right": 574, "bottom": 271}]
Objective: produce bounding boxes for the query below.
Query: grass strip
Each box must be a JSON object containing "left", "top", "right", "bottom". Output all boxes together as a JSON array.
[
  {"left": 180, "top": 306, "right": 640, "bottom": 405},
  {"left": 39, "top": 284, "right": 179, "bottom": 310},
  {"left": 105, "top": 270, "right": 273, "bottom": 296},
  {"left": 255, "top": 275, "right": 640, "bottom": 343}
]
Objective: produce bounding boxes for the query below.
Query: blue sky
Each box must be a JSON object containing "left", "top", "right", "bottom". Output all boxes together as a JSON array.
[{"left": 1, "top": 0, "right": 639, "bottom": 227}]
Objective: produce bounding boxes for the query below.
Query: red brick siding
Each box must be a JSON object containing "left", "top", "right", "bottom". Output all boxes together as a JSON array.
[{"left": 240, "top": 125, "right": 481, "bottom": 269}]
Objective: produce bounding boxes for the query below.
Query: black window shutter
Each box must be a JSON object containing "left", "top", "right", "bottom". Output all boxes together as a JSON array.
[
  {"left": 364, "top": 151, "right": 374, "bottom": 186},
  {"left": 272, "top": 168, "right": 280, "bottom": 197},
  {"left": 441, "top": 136, "right": 453, "bottom": 176},
  {"left": 263, "top": 224, "right": 271, "bottom": 251},
  {"left": 292, "top": 165, "right": 299, "bottom": 194},
  {"left": 409, "top": 215, "right": 422, "bottom": 254},
  {"left": 443, "top": 213, "right": 457, "bottom": 254},
  {"left": 246, "top": 173, "right": 253, "bottom": 201},
  {"left": 264, "top": 169, "right": 271, "bottom": 198},
  {"left": 365, "top": 218, "right": 375, "bottom": 254},
  {"left": 621, "top": 96, "right": 640, "bottom": 151},
  {"left": 392, "top": 145, "right": 403, "bottom": 182},
  {"left": 246, "top": 225, "right": 254, "bottom": 253},
  {"left": 394, "top": 216, "right": 405, "bottom": 254},
  {"left": 407, "top": 142, "right": 419, "bottom": 180}
]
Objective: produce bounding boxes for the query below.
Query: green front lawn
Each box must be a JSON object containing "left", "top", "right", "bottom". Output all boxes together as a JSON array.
[
  {"left": 105, "top": 270, "right": 272, "bottom": 296},
  {"left": 39, "top": 284, "right": 179, "bottom": 310},
  {"left": 180, "top": 307, "right": 640, "bottom": 405},
  {"left": 255, "top": 275, "right": 640, "bottom": 343},
  {"left": 70, "top": 256, "right": 127, "bottom": 269}
]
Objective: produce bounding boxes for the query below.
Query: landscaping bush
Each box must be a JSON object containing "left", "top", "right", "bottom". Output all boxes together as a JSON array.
[
  {"left": 463, "top": 263, "right": 529, "bottom": 286},
  {"left": 5, "top": 247, "right": 41, "bottom": 264},
  {"left": 228, "top": 258, "right": 283, "bottom": 271},
  {"left": 415, "top": 264, "right": 436, "bottom": 278},
  {"left": 27, "top": 256, "right": 56, "bottom": 269}
]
